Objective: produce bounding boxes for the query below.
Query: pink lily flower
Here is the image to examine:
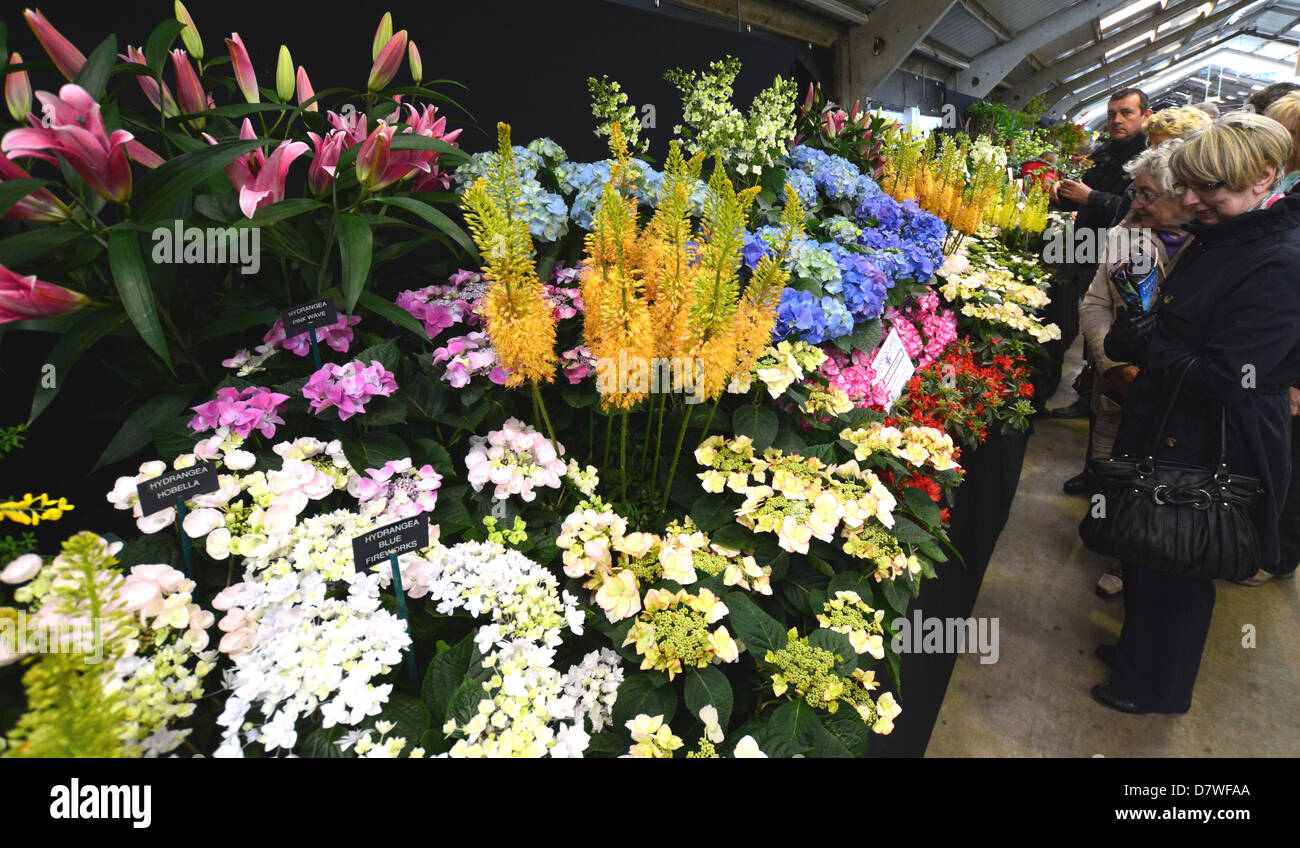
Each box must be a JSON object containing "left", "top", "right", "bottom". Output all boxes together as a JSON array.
[
  {"left": 126, "top": 140, "right": 165, "bottom": 169},
  {"left": 355, "top": 121, "right": 394, "bottom": 191},
  {"left": 824, "top": 109, "right": 847, "bottom": 137},
  {"left": 1, "top": 84, "right": 134, "bottom": 202},
  {"left": 23, "top": 8, "right": 85, "bottom": 82},
  {"left": 209, "top": 118, "right": 308, "bottom": 218},
  {"left": 306, "top": 130, "right": 346, "bottom": 195},
  {"left": 121, "top": 46, "right": 180, "bottom": 118},
  {"left": 367, "top": 30, "right": 408, "bottom": 92},
  {"left": 226, "top": 33, "right": 259, "bottom": 104},
  {"left": 296, "top": 66, "right": 317, "bottom": 112},
  {"left": 0, "top": 263, "right": 90, "bottom": 324},
  {"left": 170, "top": 48, "right": 208, "bottom": 126},
  {"left": 327, "top": 108, "right": 368, "bottom": 149},
  {"left": 6, "top": 52, "right": 32, "bottom": 122},
  {"left": 0, "top": 151, "right": 72, "bottom": 221}
]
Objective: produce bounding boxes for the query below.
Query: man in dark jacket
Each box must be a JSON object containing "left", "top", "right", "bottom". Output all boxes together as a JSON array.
[{"left": 1050, "top": 89, "right": 1151, "bottom": 492}]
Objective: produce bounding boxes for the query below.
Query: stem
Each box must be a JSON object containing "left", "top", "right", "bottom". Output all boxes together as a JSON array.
[
  {"left": 529, "top": 381, "right": 559, "bottom": 454},
  {"left": 316, "top": 210, "right": 338, "bottom": 296},
  {"left": 603, "top": 412, "right": 614, "bottom": 467},
  {"left": 650, "top": 392, "right": 669, "bottom": 485},
  {"left": 660, "top": 403, "right": 693, "bottom": 513},
  {"left": 638, "top": 391, "right": 657, "bottom": 472},
  {"left": 620, "top": 410, "right": 629, "bottom": 503}
]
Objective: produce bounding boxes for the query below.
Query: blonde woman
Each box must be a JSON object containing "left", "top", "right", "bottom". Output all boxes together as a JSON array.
[
  {"left": 1096, "top": 112, "right": 1300, "bottom": 714},
  {"left": 1264, "top": 92, "right": 1300, "bottom": 193},
  {"left": 1079, "top": 140, "right": 1197, "bottom": 599},
  {"left": 1142, "top": 105, "right": 1211, "bottom": 148}
]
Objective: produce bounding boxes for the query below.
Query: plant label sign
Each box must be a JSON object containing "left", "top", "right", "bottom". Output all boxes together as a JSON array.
[
  {"left": 352, "top": 516, "right": 430, "bottom": 570},
  {"left": 138, "top": 463, "right": 221, "bottom": 517},
  {"left": 281, "top": 298, "right": 337, "bottom": 337},
  {"left": 871, "top": 327, "right": 915, "bottom": 410}
]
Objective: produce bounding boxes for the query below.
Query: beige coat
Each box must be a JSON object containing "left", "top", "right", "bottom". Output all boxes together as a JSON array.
[
  {"left": 1079, "top": 213, "right": 1192, "bottom": 375},
  {"left": 1078, "top": 213, "right": 1193, "bottom": 457}
]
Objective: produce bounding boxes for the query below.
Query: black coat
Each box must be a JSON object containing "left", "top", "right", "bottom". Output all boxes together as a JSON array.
[{"left": 1114, "top": 193, "right": 1300, "bottom": 568}]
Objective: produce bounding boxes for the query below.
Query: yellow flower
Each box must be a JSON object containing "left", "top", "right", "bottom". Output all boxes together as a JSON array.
[
  {"left": 0, "top": 493, "right": 75, "bottom": 525},
  {"left": 460, "top": 123, "right": 557, "bottom": 387}
]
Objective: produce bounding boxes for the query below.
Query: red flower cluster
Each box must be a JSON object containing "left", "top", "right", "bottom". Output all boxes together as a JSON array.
[{"left": 885, "top": 338, "right": 1030, "bottom": 448}]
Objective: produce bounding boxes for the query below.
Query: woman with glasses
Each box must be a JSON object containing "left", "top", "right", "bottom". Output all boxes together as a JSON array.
[
  {"left": 1079, "top": 140, "right": 1197, "bottom": 600},
  {"left": 1095, "top": 112, "right": 1300, "bottom": 714}
]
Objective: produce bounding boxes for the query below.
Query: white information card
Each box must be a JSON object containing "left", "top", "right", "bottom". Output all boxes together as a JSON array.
[{"left": 871, "top": 327, "right": 916, "bottom": 409}]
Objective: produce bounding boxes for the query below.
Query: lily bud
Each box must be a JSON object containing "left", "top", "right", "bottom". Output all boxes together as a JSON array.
[
  {"left": 408, "top": 41, "right": 422, "bottom": 85},
  {"left": 297, "top": 66, "right": 317, "bottom": 112},
  {"left": 23, "top": 8, "right": 86, "bottom": 82},
  {"left": 175, "top": 1, "right": 204, "bottom": 60},
  {"left": 226, "top": 32, "right": 259, "bottom": 104},
  {"left": 372, "top": 12, "right": 393, "bottom": 62},
  {"left": 276, "top": 45, "right": 294, "bottom": 102},
  {"left": 367, "top": 30, "right": 407, "bottom": 92},
  {"left": 5, "top": 53, "right": 32, "bottom": 121},
  {"left": 171, "top": 48, "right": 208, "bottom": 128}
]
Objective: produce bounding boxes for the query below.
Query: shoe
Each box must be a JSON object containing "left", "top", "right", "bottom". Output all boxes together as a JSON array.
[
  {"left": 1095, "top": 568, "right": 1123, "bottom": 599},
  {"left": 1063, "top": 471, "right": 1095, "bottom": 496},
  {"left": 1091, "top": 683, "right": 1150, "bottom": 714},
  {"left": 1095, "top": 645, "right": 1116, "bottom": 666},
  {"left": 1050, "top": 398, "right": 1091, "bottom": 419},
  {"left": 1091, "top": 683, "right": 1189, "bottom": 715},
  {"left": 1232, "top": 569, "right": 1297, "bottom": 587}
]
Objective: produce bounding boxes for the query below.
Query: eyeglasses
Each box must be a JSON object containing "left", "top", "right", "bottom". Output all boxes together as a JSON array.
[
  {"left": 1171, "top": 179, "right": 1228, "bottom": 195},
  {"left": 1125, "top": 187, "right": 1163, "bottom": 204}
]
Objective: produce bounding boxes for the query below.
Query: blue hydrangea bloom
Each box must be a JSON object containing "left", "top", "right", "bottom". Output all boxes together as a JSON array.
[
  {"left": 786, "top": 145, "right": 829, "bottom": 174},
  {"left": 829, "top": 243, "right": 890, "bottom": 320},
  {"left": 791, "top": 240, "right": 842, "bottom": 292},
  {"left": 773, "top": 288, "right": 853, "bottom": 345},
  {"left": 783, "top": 168, "right": 819, "bottom": 209},
  {"left": 856, "top": 193, "right": 902, "bottom": 230},
  {"left": 742, "top": 230, "right": 770, "bottom": 271},
  {"left": 854, "top": 173, "right": 882, "bottom": 202},
  {"left": 812, "top": 153, "right": 860, "bottom": 201}
]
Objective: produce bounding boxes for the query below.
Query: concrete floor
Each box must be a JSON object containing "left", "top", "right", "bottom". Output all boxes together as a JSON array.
[{"left": 926, "top": 338, "right": 1300, "bottom": 757}]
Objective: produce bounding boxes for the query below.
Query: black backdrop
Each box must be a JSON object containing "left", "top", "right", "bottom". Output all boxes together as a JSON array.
[{"left": 1, "top": 0, "right": 831, "bottom": 539}]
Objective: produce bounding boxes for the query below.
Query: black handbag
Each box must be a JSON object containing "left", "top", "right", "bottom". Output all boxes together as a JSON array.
[{"left": 1078, "top": 358, "right": 1263, "bottom": 581}]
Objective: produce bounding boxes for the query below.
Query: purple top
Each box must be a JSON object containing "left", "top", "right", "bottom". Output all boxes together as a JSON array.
[{"left": 1157, "top": 230, "right": 1190, "bottom": 259}]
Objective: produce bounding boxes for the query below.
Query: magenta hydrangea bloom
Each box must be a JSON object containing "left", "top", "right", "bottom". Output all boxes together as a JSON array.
[
  {"left": 264, "top": 314, "right": 361, "bottom": 357},
  {"left": 884, "top": 292, "right": 957, "bottom": 369},
  {"left": 350, "top": 457, "right": 443, "bottom": 520},
  {"left": 302, "top": 359, "right": 398, "bottom": 420},
  {"left": 189, "top": 387, "right": 290, "bottom": 438},
  {"left": 560, "top": 345, "right": 594, "bottom": 384},
  {"left": 820, "top": 348, "right": 891, "bottom": 409}
]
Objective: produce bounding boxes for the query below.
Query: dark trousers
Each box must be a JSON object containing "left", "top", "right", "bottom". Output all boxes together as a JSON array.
[
  {"left": 1110, "top": 563, "right": 1215, "bottom": 712},
  {"left": 1274, "top": 416, "right": 1300, "bottom": 576}
]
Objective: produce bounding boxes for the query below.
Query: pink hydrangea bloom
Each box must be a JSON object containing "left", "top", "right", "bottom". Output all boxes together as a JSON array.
[
  {"left": 464, "top": 418, "right": 566, "bottom": 502},
  {"left": 302, "top": 359, "right": 397, "bottom": 420},
  {"left": 884, "top": 292, "right": 957, "bottom": 369},
  {"left": 397, "top": 286, "right": 472, "bottom": 339},
  {"left": 432, "top": 332, "right": 508, "bottom": 387},
  {"left": 189, "top": 386, "right": 290, "bottom": 438},
  {"left": 350, "top": 457, "right": 442, "bottom": 520},
  {"left": 263, "top": 314, "right": 361, "bottom": 357},
  {"left": 561, "top": 345, "right": 594, "bottom": 384},
  {"left": 820, "top": 348, "right": 891, "bottom": 409}
]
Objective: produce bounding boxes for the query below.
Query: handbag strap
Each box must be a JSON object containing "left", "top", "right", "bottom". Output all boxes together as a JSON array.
[{"left": 1147, "top": 356, "right": 1196, "bottom": 462}]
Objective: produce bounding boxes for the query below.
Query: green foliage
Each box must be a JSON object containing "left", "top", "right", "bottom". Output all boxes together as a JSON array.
[{"left": 2, "top": 533, "right": 133, "bottom": 757}]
